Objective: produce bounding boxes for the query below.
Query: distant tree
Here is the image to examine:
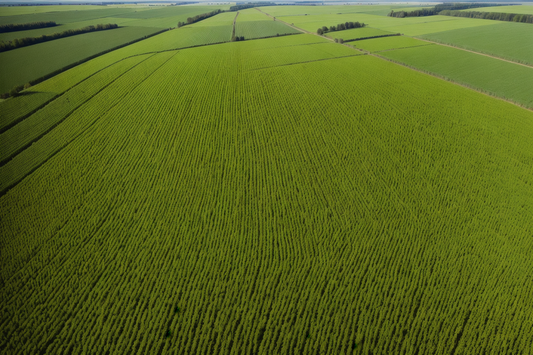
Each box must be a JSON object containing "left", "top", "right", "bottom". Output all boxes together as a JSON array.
[
  {"left": 329, "top": 26, "right": 336, "bottom": 32},
  {"left": 9, "top": 85, "right": 22, "bottom": 97},
  {"left": 23, "top": 83, "right": 31, "bottom": 89},
  {"left": 322, "top": 26, "right": 328, "bottom": 33},
  {"left": 317, "top": 28, "right": 323, "bottom": 35},
  {"left": 339, "top": 38, "right": 344, "bottom": 44}
]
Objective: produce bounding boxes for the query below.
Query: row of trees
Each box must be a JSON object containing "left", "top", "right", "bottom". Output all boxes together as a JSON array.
[
  {"left": 388, "top": 3, "right": 508, "bottom": 18},
  {"left": 184, "top": 9, "right": 222, "bottom": 25},
  {"left": 388, "top": 9, "right": 437, "bottom": 18},
  {"left": 229, "top": 2, "right": 273, "bottom": 12},
  {"left": 0, "top": 21, "right": 57, "bottom": 33},
  {"left": 440, "top": 10, "right": 533, "bottom": 23},
  {"left": 0, "top": 24, "right": 118, "bottom": 53},
  {"left": 317, "top": 21, "right": 365, "bottom": 35},
  {"left": 231, "top": 35, "right": 245, "bottom": 42}
]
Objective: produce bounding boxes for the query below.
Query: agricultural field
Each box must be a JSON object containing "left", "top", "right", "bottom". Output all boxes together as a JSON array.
[
  {"left": 0, "top": 26, "right": 161, "bottom": 93},
  {"left": 380, "top": 43, "right": 533, "bottom": 108},
  {"left": 260, "top": 5, "right": 424, "bottom": 17},
  {"left": 235, "top": 9, "right": 299, "bottom": 39},
  {"left": 0, "top": 4, "right": 102, "bottom": 16},
  {"left": 353, "top": 35, "right": 431, "bottom": 52},
  {"left": 0, "top": 4, "right": 231, "bottom": 95},
  {"left": 419, "top": 22, "right": 533, "bottom": 65},
  {"left": 1, "top": 4, "right": 533, "bottom": 355},
  {"left": 459, "top": 5, "right": 533, "bottom": 14},
  {"left": 323, "top": 27, "right": 394, "bottom": 41}
]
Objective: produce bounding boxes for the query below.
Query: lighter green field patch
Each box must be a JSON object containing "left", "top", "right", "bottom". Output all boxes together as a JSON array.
[
  {"left": 419, "top": 22, "right": 533, "bottom": 65},
  {"left": 324, "top": 27, "right": 394, "bottom": 41},
  {"left": 459, "top": 5, "right": 533, "bottom": 15},
  {"left": 381, "top": 44, "right": 533, "bottom": 107},
  {"left": 354, "top": 36, "right": 431, "bottom": 52}
]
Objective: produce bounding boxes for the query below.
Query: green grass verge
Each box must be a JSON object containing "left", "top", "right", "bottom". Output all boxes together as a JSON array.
[{"left": 380, "top": 44, "right": 533, "bottom": 108}]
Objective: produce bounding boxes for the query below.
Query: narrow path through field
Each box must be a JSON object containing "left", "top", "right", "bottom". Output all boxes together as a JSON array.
[
  {"left": 256, "top": 7, "right": 532, "bottom": 112},
  {"left": 232, "top": 11, "right": 239, "bottom": 39},
  {"left": 413, "top": 37, "right": 533, "bottom": 69}
]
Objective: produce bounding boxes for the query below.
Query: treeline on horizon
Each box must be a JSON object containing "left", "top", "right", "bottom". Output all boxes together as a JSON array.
[
  {"left": 0, "top": 21, "right": 57, "bottom": 33},
  {"left": 388, "top": 3, "right": 511, "bottom": 18},
  {"left": 440, "top": 10, "right": 533, "bottom": 23},
  {"left": 229, "top": 2, "right": 273, "bottom": 12},
  {"left": 317, "top": 21, "right": 365, "bottom": 35},
  {"left": 177, "top": 9, "right": 222, "bottom": 27},
  {"left": 0, "top": 24, "right": 118, "bottom": 53}
]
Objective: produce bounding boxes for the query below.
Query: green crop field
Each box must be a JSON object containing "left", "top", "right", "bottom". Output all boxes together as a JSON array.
[
  {"left": 235, "top": 10, "right": 300, "bottom": 39},
  {"left": 459, "top": 5, "right": 533, "bottom": 14},
  {"left": 354, "top": 36, "right": 431, "bottom": 52},
  {"left": 1, "top": 4, "right": 533, "bottom": 355},
  {"left": 419, "top": 22, "right": 533, "bottom": 65},
  {"left": 380, "top": 44, "right": 533, "bottom": 108},
  {"left": 0, "top": 5, "right": 105, "bottom": 16},
  {"left": 0, "top": 26, "right": 161, "bottom": 93},
  {"left": 323, "top": 27, "right": 394, "bottom": 40},
  {"left": 0, "top": 4, "right": 232, "bottom": 95}
]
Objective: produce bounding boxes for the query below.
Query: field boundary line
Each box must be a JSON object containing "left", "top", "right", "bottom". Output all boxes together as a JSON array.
[
  {"left": 0, "top": 54, "right": 156, "bottom": 169},
  {"left": 0, "top": 94, "right": 59, "bottom": 135},
  {"left": 232, "top": 11, "right": 239, "bottom": 39},
  {"left": 413, "top": 36, "right": 533, "bottom": 69},
  {"left": 248, "top": 53, "right": 365, "bottom": 71},
  {"left": 1, "top": 27, "right": 169, "bottom": 99},
  {"left": 252, "top": 12, "right": 533, "bottom": 111},
  {"left": 255, "top": 8, "right": 310, "bottom": 34},
  {"left": 372, "top": 52, "right": 533, "bottom": 111},
  {"left": 372, "top": 43, "right": 435, "bottom": 53},
  {"left": 3, "top": 51, "right": 164, "bottom": 133},
  {"left": 0, "top": 52, "right": 178, "bottom": 198}
]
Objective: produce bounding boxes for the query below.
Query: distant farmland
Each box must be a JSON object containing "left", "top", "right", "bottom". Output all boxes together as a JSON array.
[{"left": 1, "top": 4, "right": 532, "bottom": 355}]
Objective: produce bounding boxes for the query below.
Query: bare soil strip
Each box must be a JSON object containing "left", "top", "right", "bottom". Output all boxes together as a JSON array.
[{"left": 232, "top": 12, "right": 239, "bottom": 39}]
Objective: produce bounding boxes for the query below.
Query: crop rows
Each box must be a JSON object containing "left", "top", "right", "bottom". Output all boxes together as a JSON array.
[
  {"left": 353, "top": 36, "right": 431, "bottom": 52},
  {"left": 0, "top": 54, "right": 150, "bottom": 166},
  {"left": 1, "top": 36, "right": 532, "bottom": 354},
  {"left": 0, "top": 51, "right": 176, "bottom": 196},
  {"left": 0, "top": 26, "right": 161, "bottom": 93},
  {"left": 235, "top": 21, "right": 300, "bottom": 39},
  {"left": 419, "top": 22, "right": 533, "bottom": 65},
  {"left": 380, "top": 43, "right": 533, "bottom": 108}
]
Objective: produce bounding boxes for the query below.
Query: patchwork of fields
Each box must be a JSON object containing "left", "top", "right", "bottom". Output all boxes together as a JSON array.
[
  {"left": 1, "top": 4, "right": 532, "bottom": 355},
  {"left": 0, "top": 4, "right": 231, "bottom": 94},
  {"left": 419, "top": 22, "right": 533, "bottom": 65}
]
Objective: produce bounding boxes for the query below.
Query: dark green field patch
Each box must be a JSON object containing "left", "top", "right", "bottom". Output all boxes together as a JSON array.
[
  {"left": 0, "top": 26, "right": 161, "bottom": 93},
  {"left": 0, "top": 7, "right": 137, "bottom": 26}
]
